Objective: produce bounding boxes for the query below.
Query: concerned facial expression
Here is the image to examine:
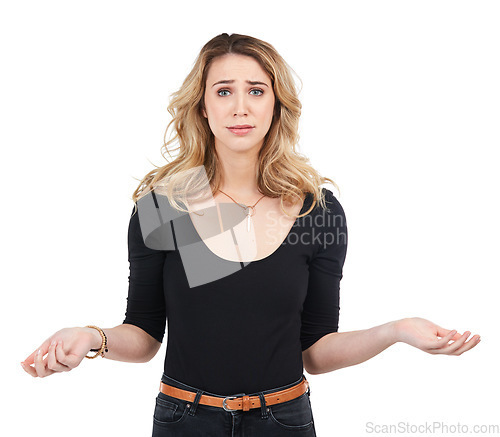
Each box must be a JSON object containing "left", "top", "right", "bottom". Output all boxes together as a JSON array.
[{"left": 203, "top": 54, "right": 275, "bottom": 153}]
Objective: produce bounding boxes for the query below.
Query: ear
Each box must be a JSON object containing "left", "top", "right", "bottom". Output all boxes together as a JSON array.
[{"left": 201, "top": 98, "right": 207, "bottom": 118}]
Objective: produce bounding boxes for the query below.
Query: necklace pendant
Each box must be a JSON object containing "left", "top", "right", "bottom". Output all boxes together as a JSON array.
[{"left": 247, "top": 213, "right": 251, "bottom": 232}]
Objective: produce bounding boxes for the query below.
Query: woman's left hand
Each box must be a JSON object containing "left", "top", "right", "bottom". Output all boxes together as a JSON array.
[{"left": 394, "top": 317, "right": 481, "bottom": 355}]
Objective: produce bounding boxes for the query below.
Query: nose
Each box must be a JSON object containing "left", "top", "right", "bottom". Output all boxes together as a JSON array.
[{"left": 233, "top": 92, "right": 248, "bottom": 117}]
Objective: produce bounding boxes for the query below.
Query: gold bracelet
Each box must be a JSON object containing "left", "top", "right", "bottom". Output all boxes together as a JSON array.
[{"left": 85, "top": 325, "right": 108, "bottom": 359}]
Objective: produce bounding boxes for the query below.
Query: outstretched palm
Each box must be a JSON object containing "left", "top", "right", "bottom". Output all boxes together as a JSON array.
[{"left": 396, "top": 317, "right": 480, "bottom": 355}]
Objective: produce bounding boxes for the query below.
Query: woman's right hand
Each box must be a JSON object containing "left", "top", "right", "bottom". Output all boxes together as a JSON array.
[{"left": 20, "top": 327, "right": 98, "bottom": 378}]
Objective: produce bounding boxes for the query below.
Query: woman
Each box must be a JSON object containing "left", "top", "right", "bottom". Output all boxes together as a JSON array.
[{"left": 21, "top": 33, "right": 480, "bottom": 437}]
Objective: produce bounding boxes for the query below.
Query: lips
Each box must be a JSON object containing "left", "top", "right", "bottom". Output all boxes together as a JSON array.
[{"left": 227, "top": 125, "right": 254, "bottom": 136}]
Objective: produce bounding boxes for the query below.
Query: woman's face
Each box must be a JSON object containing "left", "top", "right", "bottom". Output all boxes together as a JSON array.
[{"left": 202, "top": 54, "right": 275, "bottom": 154}]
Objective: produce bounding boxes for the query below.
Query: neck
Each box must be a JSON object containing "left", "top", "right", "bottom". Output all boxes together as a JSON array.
[{"left": 215, "top": 145, "right": 262, "bottom": 200}]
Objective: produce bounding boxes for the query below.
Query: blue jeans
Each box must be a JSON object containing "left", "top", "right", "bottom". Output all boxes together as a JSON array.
[{"left": 152, "top": 373, "right": 317, "bottom": 436}]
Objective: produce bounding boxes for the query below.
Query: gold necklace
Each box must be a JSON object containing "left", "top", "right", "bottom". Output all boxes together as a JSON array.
[{"left": 218, "top": 189, "right": 266, "bottom": 232}]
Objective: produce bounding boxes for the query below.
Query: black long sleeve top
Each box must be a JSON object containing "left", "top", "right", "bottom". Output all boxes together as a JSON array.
[{"left": 122, "top": 187, "right": 348, "bottom": 395}]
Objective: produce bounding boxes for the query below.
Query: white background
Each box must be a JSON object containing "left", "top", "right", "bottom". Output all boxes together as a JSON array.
[{"left": 2, "top": 1, "right": 499, "bottom": 436}]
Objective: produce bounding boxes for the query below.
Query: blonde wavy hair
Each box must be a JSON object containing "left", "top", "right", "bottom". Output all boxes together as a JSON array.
[{"left": 131, "top": 32, "right": 340, "bottom": 217}]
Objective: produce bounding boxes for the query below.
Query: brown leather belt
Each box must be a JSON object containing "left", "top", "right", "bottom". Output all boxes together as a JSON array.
[{"left": 159, "top": 377, "right": 310, "bottom": 412}]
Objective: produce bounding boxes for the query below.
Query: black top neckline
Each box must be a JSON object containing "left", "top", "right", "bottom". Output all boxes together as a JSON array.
[{"left": 187, "top": 191, "right": 313, "bottom": 265}]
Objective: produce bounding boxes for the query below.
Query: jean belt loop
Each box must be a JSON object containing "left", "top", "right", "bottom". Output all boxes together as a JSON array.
[
  {"left": 188, "top": 390, "right": 204, "bottom": 416},
  {"left": 258, "top": 392, "right": 268, "bottom": 419}
]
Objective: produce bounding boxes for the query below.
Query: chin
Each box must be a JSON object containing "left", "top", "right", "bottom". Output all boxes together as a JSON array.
[{"left": 217, "top": 135, "right": 265, "bottom": 151}]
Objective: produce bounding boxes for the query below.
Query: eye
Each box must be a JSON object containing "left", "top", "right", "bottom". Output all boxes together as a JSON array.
[
  {"left": 250, "top": 88, "right": 264, "bottom": 96},
  {"left": 216, "top": 88, "right": 264, "bottom": 97}
]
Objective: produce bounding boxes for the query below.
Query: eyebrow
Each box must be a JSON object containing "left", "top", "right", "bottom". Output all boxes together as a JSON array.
[{"left": 211, "top": 80, "right": 269, "bottom": 88}]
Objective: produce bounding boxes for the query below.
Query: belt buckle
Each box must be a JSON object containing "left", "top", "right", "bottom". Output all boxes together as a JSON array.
[{"left": 222, "top": 393, "right": 246, "bottom": 412}]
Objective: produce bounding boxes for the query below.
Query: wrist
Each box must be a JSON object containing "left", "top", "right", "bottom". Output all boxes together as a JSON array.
[
  {"left": 83, "top": 327, "right": 104, "bottom": 350},
  {"left": 390, "top": 318, "right": 407, "bottom": 344}
]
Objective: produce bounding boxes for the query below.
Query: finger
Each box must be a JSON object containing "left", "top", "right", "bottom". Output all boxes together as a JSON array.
[
  {"left": 448, "top": 331, "right": 474, "bottom": 353},
  {"left": 24, "top": 338, "right": 52, "bottom": 366},
  {"left": 23, "top": 352, "right": 35, "bottom": 366},
  {"left": 55, "top": 341, "right": 73, "bottom": 370},
  {"left": 436, "top": 331, "right": 472, "bottom": 354},
  {"left": 429, "top": 329, "right": 457, "bottom": 349},
  {"left": 449, "top": 332, "right": 462, "bottom": 342},
  {"left": 23, "top": 348, "right": 41, "bottom": 366},
  {"left": 441, "top": 331, "right": 462, "bottom": 346},
  {"left": 436, "top": 326, "right": 456, "bottom": 339},
  {"left": 450, "top": 334, "right": 481, "bottom": 355},
  {"left": 34, "top": 347, "right": 55, "bottom": 378},
  {"left": 47, "top": 340, "right": 71, "bottom": 372},
  {"left": 20, "top": 361, "right": 37, "bottom": 377}
]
